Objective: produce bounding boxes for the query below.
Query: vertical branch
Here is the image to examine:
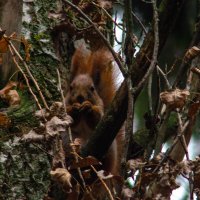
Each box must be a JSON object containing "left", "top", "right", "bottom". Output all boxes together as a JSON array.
[
  {"left": 121, "top": 0, "right": 134, "bottom": 176},
  {"left": 124, "top": 0, "right": 134, "bottom": 65},
  {"left": 132, "top": 0, "right": 159, "bottom": 95}
]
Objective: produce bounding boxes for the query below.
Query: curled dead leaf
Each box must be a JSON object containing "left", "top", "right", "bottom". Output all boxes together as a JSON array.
[
  {"left": 184, "top": 46, "right": 200, "bottom": 62},
  {"left": 160, "top": 89, "right": 190, "bottom": 109},
  {"left": 46, "top": 116, "right": 71, "bottom": 136},
  {"left": 50, "top": 168, "right": 72, "bottom": 192},
  {"left": 69, "top": 156, "right": 101, "bottom": 170},
  {"left": 0, "top": 81, "right": 20, "bottom": 106},
  {"left": 6, "top": 90, "right": 20, "bottom": 106},
  {"left": 0, "top": 81, "right": 18, "bottom": 96},
  {"left": 0, "top": 112, "right": 11, "bottom": 127}
]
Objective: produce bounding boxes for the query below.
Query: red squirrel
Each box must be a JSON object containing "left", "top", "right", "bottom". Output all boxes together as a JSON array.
[{"left": 65, "top": 47, "right": 119, "bottom": 174}]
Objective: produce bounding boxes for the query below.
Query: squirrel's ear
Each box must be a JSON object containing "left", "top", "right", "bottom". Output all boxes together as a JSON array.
[{"left": 70, "top": 47, "right": 92, "bottom": 80}]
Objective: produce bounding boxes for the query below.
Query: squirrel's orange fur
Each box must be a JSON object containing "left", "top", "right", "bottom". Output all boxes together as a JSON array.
[{"left": 65, "top": 47, "right": 119, "bottom": 174}]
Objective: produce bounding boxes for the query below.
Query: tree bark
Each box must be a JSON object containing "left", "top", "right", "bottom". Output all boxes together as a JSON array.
[{"left": 0, "top": 0, "right": 23, "bottom": 88}]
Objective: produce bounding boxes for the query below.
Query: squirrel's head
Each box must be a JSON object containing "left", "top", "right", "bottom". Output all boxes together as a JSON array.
[{"left": 67, "top": 74, "right": 103, "bottom": 106}]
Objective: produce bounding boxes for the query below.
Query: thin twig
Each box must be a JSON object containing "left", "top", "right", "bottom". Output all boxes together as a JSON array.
[
  {"left": 132, "top": 11, "right": 147, "bottom": 35},
  {"left": 8, "top": 45, "right": 46, "bottom": 120},
  {"left": 156, "top": 65, "right": 171, "bottom": 89},
  {"left": 56, "top": 69, "right": 66, "bottom": 112},
  {"left": 68, "top": 127, "right": 87, "bottom": 189},
  {"left": 177, "top": 112, "right": 190, "bottom": 160},
  {"left": 62, "top": 0, "right": 128, "bottom": 77},
  {"left": 8, "top": 41, "right": 50, "bottom": 110},
  {"left": 148, "top": 74, "right": 153, "bottom": 114},
  {"left": 90, "top": 165, "right": 114, "bottom": 200}
]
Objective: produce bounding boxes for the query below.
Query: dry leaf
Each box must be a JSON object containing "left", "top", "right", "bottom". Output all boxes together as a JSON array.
[
  {"left": 160, "top": 89, "right": 190, "bottom": 109},
  {"left": 0, "top": 37, "right": 9, "bottom": 53},
  {"left": 46, "top": 116, "right": 70, "bottom": 137},
  {"left": 0, "top": 112, "right": 10, "bottom": 127},
  {"left": 0, "top": 81, "right": 18, "bottom": 96},
  {"left": 69, "top": 156, "right": 101, "bottom": 170},
  {"left": 184, "top": 46, "right": 200, "bottom": 62},
  {"left": 50, "top": 168, "right": 72, "bottom": 192},
  {"left": 5, "top": 90, "right": 20, "bottom": 106},
  {"left": 0, "top": 81, "right": 20, "bottom": 106},
  {"left": 21, "top": 36, "right": 31, "bottom": 62}
]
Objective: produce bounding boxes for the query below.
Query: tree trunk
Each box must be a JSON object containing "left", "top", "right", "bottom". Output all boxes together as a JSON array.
[{"left": 0, "top": 0, "right": 23, "bottom": 88}]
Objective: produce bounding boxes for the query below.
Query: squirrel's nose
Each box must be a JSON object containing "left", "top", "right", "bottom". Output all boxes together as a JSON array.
[{"left": 77, "top": 95, "right": 85, "bottom": 103}]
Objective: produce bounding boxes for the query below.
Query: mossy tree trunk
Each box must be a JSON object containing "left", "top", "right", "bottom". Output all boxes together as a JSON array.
[{"left": 0, "top": 1, "right": 71, "bottom": 199}]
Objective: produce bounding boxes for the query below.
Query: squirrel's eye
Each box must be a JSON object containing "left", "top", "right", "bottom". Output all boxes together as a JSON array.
[
  {"left": 90, "top": 86, "right": 95, "bottom": 92},
  {"left": 69, "top": 85, "right": 73, "bottom": 91}
]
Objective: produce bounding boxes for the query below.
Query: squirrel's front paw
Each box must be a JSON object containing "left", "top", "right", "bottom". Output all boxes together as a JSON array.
[
  {"left": 80, "top": 101, "right": 92, "bottom": 112},
  {"left": 66, "top": 103, "right": 81, "bottom": 116}
]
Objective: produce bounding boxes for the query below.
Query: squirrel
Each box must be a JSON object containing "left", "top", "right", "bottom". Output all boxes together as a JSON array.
[{"left": 65, "top": 47, "right": 119, "bottom": 174}]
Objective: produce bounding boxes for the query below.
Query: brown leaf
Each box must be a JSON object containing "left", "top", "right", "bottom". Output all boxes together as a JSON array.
[
  {"left": 0, "top": 81, "right": 18, "bottom": 96},
  {"left": 69, "top": 156, "right": 101, "bottom": 170},
  {"left": 21, "top": 36, "right": 31, "bottom": 62},
  {"left": 0, "top": 112, "right": 11, "bottom": 127},
  {"left": 50, "top": 168, "right": 72, "bottom": 192},
  {"left": 184, "top": 46, "right": 200, "bottom": 62},
  {"left": 5, "top": 90, "right": 20, "bottom": 106},
  {"left": 0, "top": 81, "right": 20, "bottom": 106},
  {"left": 0, "top": 37, "right": 9, "bottom": 53},
  {"left": 160, "top": 89, "right": 190, "bottom": 109}
]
